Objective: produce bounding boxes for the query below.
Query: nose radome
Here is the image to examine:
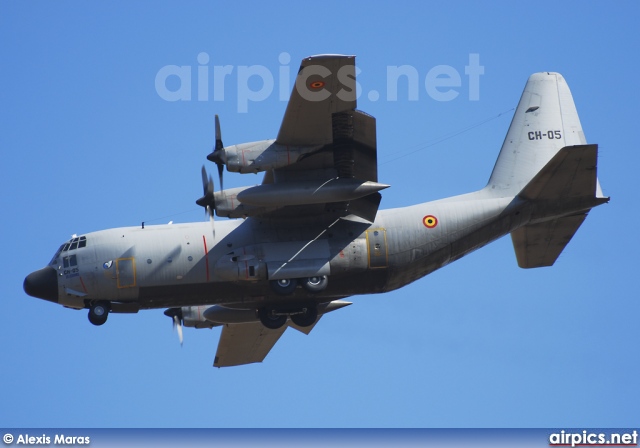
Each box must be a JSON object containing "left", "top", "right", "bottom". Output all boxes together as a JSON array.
[{"left": 24, "top": 266, "right": 58, "bottom": 303}]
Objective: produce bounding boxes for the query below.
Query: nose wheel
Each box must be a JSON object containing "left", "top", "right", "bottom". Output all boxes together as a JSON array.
[{"left": 88, "top": 301, "right": 110, "bottom": 326}]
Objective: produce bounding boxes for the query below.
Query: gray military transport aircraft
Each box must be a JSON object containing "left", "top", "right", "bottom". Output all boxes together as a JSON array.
[{"left": 24, "top": 55, "right": 608, "bottom": 367}]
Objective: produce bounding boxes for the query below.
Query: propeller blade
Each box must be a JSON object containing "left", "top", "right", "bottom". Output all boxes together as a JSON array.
[
  {"left": 217, "top": 161, "right": 224, "bottom": 191},
  {"left": 207, "top": 115, "right": 226, "bottom": 191},
  {"left": 215, "top": 114, "right": 222, "bottom": 151},
  {"left": 207, "top": 173, "right": 214, "bottom": 197},
  {"left": 164, "top": 308, "right": 184, "bottom": 346},
  {"left": 201, "top": 165, "right": 208, "bottom": 196},
  {"left": 193, "top": 168, "right": 215, "bottom": 239},
  {"left": 173, "top": 315, "right": 183, "bottom": 346},
  {"left": 205, "top": 173, "right": 215, "bottom": 237},
  {"left": 195, "top": 166, "right": 215, "bottom": 212}
]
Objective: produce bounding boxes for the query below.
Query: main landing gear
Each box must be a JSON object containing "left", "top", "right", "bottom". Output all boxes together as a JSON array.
[
  {"left": 269, "top": 276, "right": 329, "bottom": 295},
  {"left": 257, "top": 307, "right": 288, "bottom": 330},
  {"left": 261, "top": 275, "right": 327, "bottom": 329},
  {"left": 290, "top": 306, "right": 318, "bottom": 327},
  {"left": 88, "top": 301, "right": 110, "bottom": 326}
]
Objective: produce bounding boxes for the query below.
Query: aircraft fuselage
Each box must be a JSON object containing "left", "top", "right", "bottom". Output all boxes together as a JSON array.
[{"left": 28, "top": 189, "right": 531, "bottom": 314}]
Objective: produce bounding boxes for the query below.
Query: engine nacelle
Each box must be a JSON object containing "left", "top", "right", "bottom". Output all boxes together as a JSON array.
[
  {"left": 213, "top": 186, "right": 276, "bottom": 218},
  {"left": 203, "top": 300, "right": 353, "bottom": 325},
  {"left": 224, "top": 140, "right": 322, "bottom": 173},
  {"left": 181, "top": 305, "right": 218, "bottom": 329}
]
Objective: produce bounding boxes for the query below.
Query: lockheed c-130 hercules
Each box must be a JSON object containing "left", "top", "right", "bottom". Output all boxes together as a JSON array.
[{"left": 24, "top": 55, "right": 608, "bottom": 367}]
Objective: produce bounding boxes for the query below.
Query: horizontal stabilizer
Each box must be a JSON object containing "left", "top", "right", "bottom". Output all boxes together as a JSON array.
[
  {"left": 511, "top": 213, "right": 587, "bottom": 268},
  {"left": 518, "top": 144, "right": 602, "bottom": 202},
  {"left": 511, "top": 144, "right": 609, "bottom": 268}
]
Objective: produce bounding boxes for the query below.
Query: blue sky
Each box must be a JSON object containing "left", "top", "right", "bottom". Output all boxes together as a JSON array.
[{"left": 1, "top": 1, "right": 638, "bottom": 428}]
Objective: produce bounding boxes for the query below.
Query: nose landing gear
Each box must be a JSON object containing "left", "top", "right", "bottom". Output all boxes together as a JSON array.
[{"left": 88, "top": 301, "right": 110, "bottom": 326}]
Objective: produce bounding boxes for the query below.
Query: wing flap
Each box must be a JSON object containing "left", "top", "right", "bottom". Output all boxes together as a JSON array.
[{"left": 213, "top": 323, "right": 287, "bottom": 367}]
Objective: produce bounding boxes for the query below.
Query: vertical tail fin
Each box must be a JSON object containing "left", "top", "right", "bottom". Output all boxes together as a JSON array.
[
  {"left": 490, "top": 73, "right": 609, "bottom": 268},
  {"left": 487, "top": 72, "right": 590, "bottom": 196}
]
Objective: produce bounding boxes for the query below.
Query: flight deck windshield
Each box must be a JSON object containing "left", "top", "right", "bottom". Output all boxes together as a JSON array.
[{"left": 49, "top": 236, "right": 88, "bottom": 265}]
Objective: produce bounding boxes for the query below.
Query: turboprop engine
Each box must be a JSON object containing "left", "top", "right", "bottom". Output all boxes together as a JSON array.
[{"left": 164, "top": 300, "right": 352, "bottom": 335}]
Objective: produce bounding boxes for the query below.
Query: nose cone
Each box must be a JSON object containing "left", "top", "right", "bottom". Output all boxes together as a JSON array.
[{"left": 24, "top": 266, "right": 58, "bottom": 303}]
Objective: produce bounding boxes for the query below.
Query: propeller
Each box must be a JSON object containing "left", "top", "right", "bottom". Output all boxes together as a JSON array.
[
  {"left": 195, "top": 165, "right": 216, "bottom": 240},
  {"left": 164, "top": 308, "right": 184, "bottom": 346},
  {"left": 206, "top": 114, "right": 226, "bottom": 191},
  {"left": 196, "top": 165, "right": 215, "bottom": 218}
]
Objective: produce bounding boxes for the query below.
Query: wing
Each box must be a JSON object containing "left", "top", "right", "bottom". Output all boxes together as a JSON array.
[
  {"left": 212, "top": 319, "right": 324, "bottom": 367},
  {"left": 213, "top": 322, "right": 287, "bottom": 367},
  {"left": 211, "top": 301, "right": 351, "bottom": 367},
  {"left": 212, "top": 55, "right": 385, "bottom": 224},
  {"left": 262, "top": 55, "right": 385, "bottom": 224},
  {"left": 276, "top": 55, "right": 357, "bottom": 146}
]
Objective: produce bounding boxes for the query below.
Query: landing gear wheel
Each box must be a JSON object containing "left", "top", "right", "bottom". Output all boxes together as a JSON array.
[
  {"left": 290, "top": 305, "right": 318, "bottom": 327},
  {"left": 302, "top": 276, "right": 328, "bottom": 293},
  {"left": 270, "top": 278, "right": 298, "bottom": 295},
  {"left": 257, "top": 307, "right": 287, "bottom": 329},
  {"left": 88, "top": 301, "right": 110, "bottom": 326}
]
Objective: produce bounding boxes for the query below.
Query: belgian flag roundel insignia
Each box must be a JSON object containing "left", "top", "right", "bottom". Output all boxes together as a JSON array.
[
  {"left": 309, "top": 81, "right": 325, "bottom": 89},
  {"left": 423, "top": 215, "right": 438, "bottom": 228}
]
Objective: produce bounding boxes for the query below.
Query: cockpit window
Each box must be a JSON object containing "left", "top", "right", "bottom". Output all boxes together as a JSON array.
[
  {"left": 50, "top": 236, "right": 88, "bottom": 265},
  {"left": 49, "top": 244, "right": 65, "bottom": 265},
  {"left": 63, "top": 254, "right": 77, "bottom": 268}
]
